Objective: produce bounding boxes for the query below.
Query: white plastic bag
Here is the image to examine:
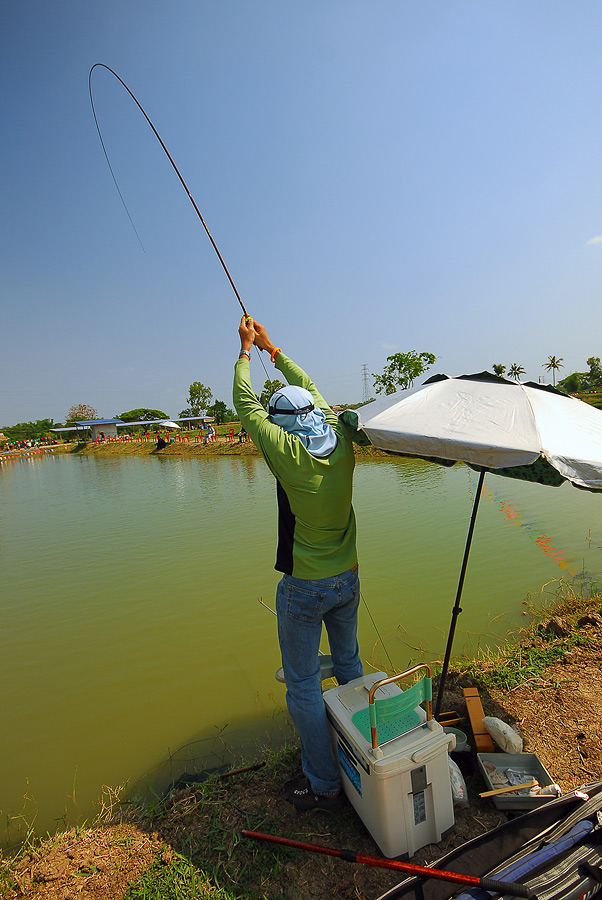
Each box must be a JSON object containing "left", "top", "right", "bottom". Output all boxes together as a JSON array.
[
  {"left": 449, "top": 755, "right": 469, "bottom": 808},
  {"left": 482, "top": 716, "right": 523, "bottom": 753}
]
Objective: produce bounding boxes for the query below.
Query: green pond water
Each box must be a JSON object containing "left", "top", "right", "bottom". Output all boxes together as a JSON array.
[{"left": 1, "top": 451, "right": 600, "bottom": 846}]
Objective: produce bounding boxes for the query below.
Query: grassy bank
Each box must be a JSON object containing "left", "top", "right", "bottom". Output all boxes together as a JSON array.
[
  {"left": 2, "top": 583, "right": 601, "bottom": 900},
  {"left": 65, "top": 428, "right": 389, "bottom": 460}
]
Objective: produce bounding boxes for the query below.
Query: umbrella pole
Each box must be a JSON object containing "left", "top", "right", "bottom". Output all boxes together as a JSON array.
[{"left": 434, "top": 468, "right": 486, "bottom": 720}]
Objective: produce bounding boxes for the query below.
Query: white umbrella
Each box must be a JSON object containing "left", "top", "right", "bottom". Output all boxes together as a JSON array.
[
  {"left": 357, "top": 372, "right": 602, "bottom": 490},
  {"left": 355, "top": 372, "right": 602, "bottom": 715},
  {"left": 160, "top": 421, "right": 181, "bottom": 429}
]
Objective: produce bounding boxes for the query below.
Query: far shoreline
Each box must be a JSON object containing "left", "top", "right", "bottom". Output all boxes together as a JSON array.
[{"left": 39, "top": 433, "right": 391, "bottom": 461}]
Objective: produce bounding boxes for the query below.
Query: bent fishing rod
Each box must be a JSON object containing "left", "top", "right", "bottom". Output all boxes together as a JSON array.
[
  {"left": 89, "top": 63, "right": 248, "bottom": 316},
  {"left": 89, "top": 65, "right": 273, "bottom": 379}
]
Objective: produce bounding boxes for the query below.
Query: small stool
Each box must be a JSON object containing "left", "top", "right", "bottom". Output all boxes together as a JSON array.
[{"left": 275, "top": 654, "right": 335, "bottom": 684}]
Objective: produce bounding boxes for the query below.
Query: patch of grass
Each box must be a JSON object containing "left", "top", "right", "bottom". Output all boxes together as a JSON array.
[
  {"left": 466, "top": 641, "right": 581, "bottom": 692},
  {"left": 454, "top": 582, "right": 600, "bottom": 693},
  {"left": 579, "top": 394, "right": 602, "bottom": 409},
  {"left": 126, "top": 848, "right": 236, "bottom": 900}
]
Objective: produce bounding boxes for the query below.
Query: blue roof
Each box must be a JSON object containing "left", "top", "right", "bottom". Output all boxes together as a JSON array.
[
  {"left": 51, "top": 415, "right": 215, "bottom": 433},
  {"left": 74, "top": 418, "right": 123, "bottom": 426}
]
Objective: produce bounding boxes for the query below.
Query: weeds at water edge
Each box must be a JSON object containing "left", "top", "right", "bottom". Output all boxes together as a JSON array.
[{"left": 453, "top": 581, "right": 601, "bottom": 693}]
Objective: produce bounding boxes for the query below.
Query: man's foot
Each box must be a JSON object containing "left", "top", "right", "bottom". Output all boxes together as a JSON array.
[
  {"left": 284, "top": 776, "right": 346, "bottom": 812},
  {"left": 283, "top": 775, "right": 310, "bottom": 799}
]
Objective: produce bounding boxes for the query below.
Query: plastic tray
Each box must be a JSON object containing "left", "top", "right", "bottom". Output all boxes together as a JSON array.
[{"left": 477, "top": 752, "right": 556, "bottom": 809}]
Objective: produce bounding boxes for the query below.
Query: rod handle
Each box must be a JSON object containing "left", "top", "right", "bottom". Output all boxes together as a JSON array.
[{"left": 481, "top": 877, "right": 537, "bottom": 899}]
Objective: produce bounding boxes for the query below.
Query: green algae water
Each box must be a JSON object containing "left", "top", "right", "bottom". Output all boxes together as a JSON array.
[{"left": 1, "top": 452, "right": 600, "bottom": 846}]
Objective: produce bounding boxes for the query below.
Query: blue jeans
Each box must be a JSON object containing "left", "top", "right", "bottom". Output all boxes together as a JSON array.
[{"left": 276, "top": 566, "right": 363, "bottom": 796}]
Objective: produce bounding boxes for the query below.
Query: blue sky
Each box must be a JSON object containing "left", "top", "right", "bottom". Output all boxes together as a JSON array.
[{"left": 2, "top": 1, "right": 602, "bottom": 426}]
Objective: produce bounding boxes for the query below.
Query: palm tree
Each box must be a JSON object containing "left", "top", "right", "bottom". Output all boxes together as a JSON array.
[
  {"left": 543, "top": 355, "right": 564, "bottom": 386},
  {"left": 508, "top": 363, "right": 525, "bottom": 381},
  {"left": 492, "top": 363, "right": 506, "bottom": 377}
]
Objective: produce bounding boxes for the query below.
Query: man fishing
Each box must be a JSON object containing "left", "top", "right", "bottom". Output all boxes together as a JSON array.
[
  {"left": 233, "top": 315, "right": 363, "bottom": 812},
  {"left": 89, "top": 68, "right": 362, "bottom": 807}
]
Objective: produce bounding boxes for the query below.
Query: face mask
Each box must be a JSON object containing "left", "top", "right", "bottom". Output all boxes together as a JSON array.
[{"left": 268, "top": 386, "right": 338, "bottom": 458}]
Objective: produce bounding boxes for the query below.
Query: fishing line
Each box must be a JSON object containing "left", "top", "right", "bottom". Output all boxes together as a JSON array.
[
  {"left": 360, "top": 590, "right": 395, "bottom": 672},
  {"left": 258, "top": 597, "right": 328, "bottom": 658},
  {"left": 88, "top": 63, "right": 270, "bottom": 378},
  {"left": 260, "top": 592, "right": 395, "bottom": 673}
]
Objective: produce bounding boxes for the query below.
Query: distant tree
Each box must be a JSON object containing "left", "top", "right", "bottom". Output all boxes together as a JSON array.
[
  {"left": 507, "top": 364, "right": 525, "bottom": 381},
  {"left": 586, "top": 356, "right": 602, "bottom": 387},
  {"left": 259, "top": 378, "right": 285, "bottom": 410},
  {"left": 337, "top": 400, "right": 375, "bottom": 410},
  {"left": 206, "top": 399, "right": 236, "bottom": 424},
  {"left": 492, "top": 363, "right": 507, "bottom": 377},
  {"left": 2, "top": 419, "right": 55, "bottom": 441},
  {"left": 183, "top": 382, "right": 212, "bottom": 416},
  {"left": 66, "top": 403, "right": 98, "bottom": 422},
  {"left": 559, "top": 357, "right": 602, "bottom": 394},
  {"left": 372, "top": 351, "right": 436, "bottom": 395},
  {"left": 558, "top": 372, "right": 582, "bottom": 393},
  {"left": 117, "top": 408, "right": 169, "bottom": 422},
  {"left": 543, "top": 355, "right": 564, "bottom": 386}
]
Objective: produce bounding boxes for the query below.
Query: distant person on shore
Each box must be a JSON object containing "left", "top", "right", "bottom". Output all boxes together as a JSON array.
[
  {"left": 156, "top": 436, "right": 167, "bottom": 450},
  {"left": 237, "top": 426, "right": 248, "bottom": 443},
  {"left": 233, "top": 315, "right": 362, "bottom": 813}
]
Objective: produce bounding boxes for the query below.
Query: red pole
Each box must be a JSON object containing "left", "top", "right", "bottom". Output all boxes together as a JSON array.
[{"left": 242, "top": 831, "right": 535, "bottom": 899}]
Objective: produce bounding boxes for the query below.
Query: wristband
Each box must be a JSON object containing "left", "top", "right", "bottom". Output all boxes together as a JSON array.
[
  {"left": 270, "top": 347, "right": 281, "bottom": 363},
  {"left": 239, "top": 350, "right": 251, "bottom": 360}
]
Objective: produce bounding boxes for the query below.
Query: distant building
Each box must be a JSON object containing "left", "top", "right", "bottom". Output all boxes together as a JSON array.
[
  {"left": 52, "top": 418, "right": 122, "bottom": 441},
  {"left": 51, "top": 415, "right": 215, "bottom": 441}
]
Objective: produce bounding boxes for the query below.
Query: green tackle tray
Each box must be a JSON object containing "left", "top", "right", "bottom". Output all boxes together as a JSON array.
[{"left": 477, "top": 752, "right": 556, "bottom": 809}]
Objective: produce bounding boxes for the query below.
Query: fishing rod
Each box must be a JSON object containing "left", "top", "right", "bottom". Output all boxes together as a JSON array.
[
  {"left": 242, "top": 831, "right": 537, "bottom": 899},
  {"left": 89, "top": 64, "right": 272, "bottom": 379},
  {"left": 89, "top": 63, "right": 247, "bottom": 315}
]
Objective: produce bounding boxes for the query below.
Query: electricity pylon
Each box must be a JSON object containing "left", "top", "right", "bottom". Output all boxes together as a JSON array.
[{"left": 361, "top": 364, "right": 372, "bottom": 404}]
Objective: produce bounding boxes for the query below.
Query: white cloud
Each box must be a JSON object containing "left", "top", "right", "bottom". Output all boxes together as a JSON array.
[{"left": 585, "top": 236, "right": 602, "bottom": 245}]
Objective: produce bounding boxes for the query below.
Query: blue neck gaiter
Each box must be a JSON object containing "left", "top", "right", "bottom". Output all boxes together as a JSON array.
[{"left": 268, "top": 385, "right": 338, "bottom": 458}]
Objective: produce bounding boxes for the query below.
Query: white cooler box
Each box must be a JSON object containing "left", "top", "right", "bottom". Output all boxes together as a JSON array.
[{"left": 323, "top": 667, "right": 455, "bottom": 859}]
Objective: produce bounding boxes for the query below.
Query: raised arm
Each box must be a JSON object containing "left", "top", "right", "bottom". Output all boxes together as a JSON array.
[
  {"left": 233, "top": 315, "right": 268, "bottom": 439},
  {"left": 252, "top": 319, "right": 332, "bottom": 416}
]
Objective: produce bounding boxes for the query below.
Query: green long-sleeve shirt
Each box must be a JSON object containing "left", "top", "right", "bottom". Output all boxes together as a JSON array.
[{"left": 233, "top": 353, "right": 357, "bottom": 580}]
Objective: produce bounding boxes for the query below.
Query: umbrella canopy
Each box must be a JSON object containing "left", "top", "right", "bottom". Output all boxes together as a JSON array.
[
  {"left": 357, "top": 372, "right": 602, "bottom": 492},
  {"left": 160, "top": 421, "right": 181, "bottom": 429},
  {"left": 354, "top": 372, "right": 602, "bottom": 716}
]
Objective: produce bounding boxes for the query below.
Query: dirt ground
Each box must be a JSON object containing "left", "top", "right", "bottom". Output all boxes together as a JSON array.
[{"left": 3, "top": 611, "right": 602, "bottom": 900}]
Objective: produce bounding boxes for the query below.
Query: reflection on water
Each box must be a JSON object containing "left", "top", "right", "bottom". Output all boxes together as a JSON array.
[{"left": 1, "top": 452, "right": 600, "bottom": 845}]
